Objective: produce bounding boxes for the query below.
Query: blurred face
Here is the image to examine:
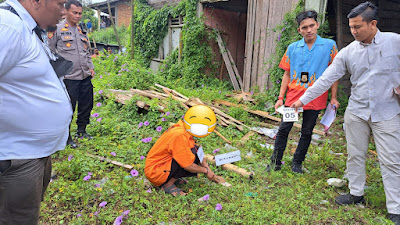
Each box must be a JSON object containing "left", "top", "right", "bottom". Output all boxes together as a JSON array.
[
  {"left": 66, "top": 4, "right": 82, "bottom": 26},
  {"left": 297, "top": 18, "right": 319, "bottom": 43},
  {"left": 37, "top": 0, "right": 67, "bottom": 30},
  {"left": 349, "top": 15, "right": 377, "bottom": 43}
]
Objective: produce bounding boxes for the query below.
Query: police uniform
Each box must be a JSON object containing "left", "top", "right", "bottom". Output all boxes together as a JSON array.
[{"left": 49, "top": 20, "right": 94, "bottom": 137}]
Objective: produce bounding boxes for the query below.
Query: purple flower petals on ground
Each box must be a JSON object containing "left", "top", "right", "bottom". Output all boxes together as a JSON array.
[
  {"left": 138, "top": 122, "right": 143, "bottom": 128},
  {"left": 68, "top": 154, "right": 74, "bottom": 161},
  {"left": 94, "top": 211, "right": 99, "bottom": 216},
  {"left": 144, "top": 121, "right": 149, "bottom": 126},
  {"left": 141, "top": 137, "right": 152, "bottom": 143},
  {"left": 146, "top": 188, "right": 152, "bottom": 193},
  {"left": 140, "top": 156, "right": 145, "bottom": 160},
  {"left": 83, "top": 175, "right": 91, "bottom": 181},
  {"left": 114, "top": 215, "right": 123, "bottom": 225},
  {"left": 76, "top": 213, "right": 82, "bottom": 217},
  {"left": 110, "top": 152, "right": 116, "bottom": 156},
  {"left": 96, "top": 102, "right": 102, "bottom": 107},
  {"left": 97, "top": 118, "right": 102, "bottom": 122},
  {"left": 156, "top": 126, "right": 162, "bottom": 132},
  {"left": 215, "top": 203, "right": 222, "bottom": 211},
  {"left": 203, "top": 194, "right": 210, "bottom": 201},
  {"left": 130, "top": 169, "right": 138, "bottom": 177},
  {"left": 213, "top": 148, "right": 220, "bottom": 154},
  {"left": 99, "top": 201, "right": 107, "bottom": 208},
  {"left": 91, "top": 113, "right": 99, "bottom": 118},
  {"left": 161, "top": 118, "right": 166, "bottom": 122},
  {"left": 98, "top": 90, "right": 103, "bottom": 94},
  {"left": 165, "top": 111, "right": 170, "bottom": 116}
]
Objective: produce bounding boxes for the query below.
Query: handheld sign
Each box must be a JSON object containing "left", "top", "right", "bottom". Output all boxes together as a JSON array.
[
  {"left": 320, "top": 103, "right": 337, "bottom": 133},
  {"left": 276, "top": 106, "right": 303, "bottom": 122},
  {"left": 197, "top": 146, "right": 205, "bottom": 163},
  {"left": 215, "top": 150, "right": 241, "bottom": 166}
]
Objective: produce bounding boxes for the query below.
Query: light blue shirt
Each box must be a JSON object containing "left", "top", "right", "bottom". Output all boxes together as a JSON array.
[
  {"left": 0, "top": 0, "right": 72, "bottom": 160},
  {"left": 300, "top": 30, "right": 400, "bottom": 122}
]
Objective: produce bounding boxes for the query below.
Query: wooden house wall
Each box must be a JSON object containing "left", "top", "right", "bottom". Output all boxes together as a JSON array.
[{"left": 243, "top": 0, "right": 300, "bottom": 92}]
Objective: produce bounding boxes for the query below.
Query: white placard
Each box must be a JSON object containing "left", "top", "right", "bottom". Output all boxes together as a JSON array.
[
  {"left": 277, "top": 106, "right": 303, "bottom": 122},
  {"left": 214, "top": 150, "right": 241, "bottom": 166},
  {"left": 197, "top": 146, "right": 204, "bottom": 163},
  {"left": 320, "top": 103, "right": 337, "bottom": 132}
]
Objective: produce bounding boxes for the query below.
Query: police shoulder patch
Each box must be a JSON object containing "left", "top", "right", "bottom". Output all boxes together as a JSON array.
[{"left": 47, "top": 32, "right": 54, "bottom": 39}]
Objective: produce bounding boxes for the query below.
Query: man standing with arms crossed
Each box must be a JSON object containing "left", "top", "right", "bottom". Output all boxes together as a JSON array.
[
  {"left": 292, "top": 2, "right": 400, "bottom": 223},
  {"left": 267, "top": 10, "right": 339, "bottom": 173},
  {"left": 49, "top": 0, "right": 95, "bottom": 148},
  {"left": 0, "top": 0, "right": 72, "bottom": 224}
]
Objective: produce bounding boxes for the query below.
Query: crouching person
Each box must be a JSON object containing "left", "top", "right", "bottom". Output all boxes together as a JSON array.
[{"left": 145, "top": 105, "right": 221, "bottom": 196}]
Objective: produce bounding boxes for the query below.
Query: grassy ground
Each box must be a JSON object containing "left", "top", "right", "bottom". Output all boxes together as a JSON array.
[{"left": 39, "top": 90, "right": 393, "bottom": 224}]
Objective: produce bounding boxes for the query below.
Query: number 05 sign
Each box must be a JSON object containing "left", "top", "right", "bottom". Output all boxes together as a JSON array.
[{"left": 277, "top": 106, "right": 303, "bottom": 122}]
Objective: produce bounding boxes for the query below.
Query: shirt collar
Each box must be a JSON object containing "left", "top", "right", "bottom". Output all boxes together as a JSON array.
[
  {"left": 298, "top": 35, "right": 323, "bottom": 47},
  {"left": 359, "top": 29, "right": 381, "bottom": 46},
  {"left": 5, "top": 0, "right": 37, "bottom": 33}
]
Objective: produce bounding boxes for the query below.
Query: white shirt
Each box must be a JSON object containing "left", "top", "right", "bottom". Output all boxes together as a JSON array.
[
  {"left": 0, "top": 0, "right": 72, "bottom": 160},
  {"left": 300, "top": 30, "right": 400, "bottom": 122}
]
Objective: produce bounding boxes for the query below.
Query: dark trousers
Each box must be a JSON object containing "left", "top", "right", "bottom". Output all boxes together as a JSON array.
[
  {"left": 64, "top": 76, "right": 93, "bottom": 131},
  {"left": 165, "top": 147, "right": 200, "bottom": 184},
  {"left": 271, "top": 110, "right": 320, "bottom": 166},
  {"left": 0, "top": 157, "right": 52, "bottom": 225}
]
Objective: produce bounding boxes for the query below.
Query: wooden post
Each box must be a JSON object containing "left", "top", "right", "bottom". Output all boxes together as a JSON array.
[
  {"left": 336, "top": 0, "right": 343, "bottom": 49},
  {"left": 97, "top": 8, "right": 101, "bottom": 31},
  {"left": 130, "top": 0, "right": 135, "bottom": 59},
  {"left": 107, "top": 0, "right": 122, "bottom": 51}
]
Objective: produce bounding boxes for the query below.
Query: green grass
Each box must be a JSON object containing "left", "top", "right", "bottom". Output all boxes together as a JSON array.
[{"left": 39, "top": 57, "right": 394, "bottom": 225}]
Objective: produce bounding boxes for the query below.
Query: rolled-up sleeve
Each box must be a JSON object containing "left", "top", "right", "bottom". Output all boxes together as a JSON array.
[{"left": 300, "top": 47, "right": 348, "bottom": 105}]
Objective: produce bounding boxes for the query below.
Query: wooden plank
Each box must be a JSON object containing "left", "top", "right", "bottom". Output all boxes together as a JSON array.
[
  {"left": 250, "top": 0, "right": 263, "bottom": 89},
  {"left": 256, "top": 0, "right": 270, "bottom": 90},
  {"left": 216, "top": 32, "right": 241, "bottom": 91},
  {"left": 154, "top": 83, "right": 189, "bottom": 100},
  {"left": 239, "top": 131, "right": 256, "bottom": 145},
  {"left": 204, "top": 154, "right": 253, "bottom": 179},
  {"left": 87, "top": 153, "right": 134, "bottom": 170},
  {"left": 226, "top": 47, "right": 243, "bottom": 88},
  {"left": 243, "top": 0, "right": 255, "bottom": 92}
]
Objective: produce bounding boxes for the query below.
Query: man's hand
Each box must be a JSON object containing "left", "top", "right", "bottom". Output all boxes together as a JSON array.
[
  {"left": 90, "top": 69, "right": 95, "bottom": 78},
  {"left": 206, "top": 167, "right": 215, "bottom": 180},
  {"left": 330, "top": 98, "right": 340, "bottom": 109},
  {"left": 275, "top": 99, "right": 284, "bottom": 111},
  {"left": 290, "top": 100, "right": 304, "bottom": 112}
]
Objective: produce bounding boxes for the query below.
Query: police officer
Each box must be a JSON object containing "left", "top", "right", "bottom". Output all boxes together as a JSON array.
[{"left": 49, "top": 0, "right": 95, "bottom": 148}]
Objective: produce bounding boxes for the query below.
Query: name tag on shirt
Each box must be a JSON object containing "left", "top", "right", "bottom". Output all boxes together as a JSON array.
[{"left": 197, "top": 146, "right": 204, "bottom": 163}]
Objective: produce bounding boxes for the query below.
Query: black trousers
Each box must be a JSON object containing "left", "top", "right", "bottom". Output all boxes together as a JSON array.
[
  {"left": 63, "top": 76, "right": 93, "bottom": 131},
  {"left": 270, "top": 110, "right": 320, "bottom": 166},
  {"left": 165, "top": 146, "right": 200, "bottom": 184}
]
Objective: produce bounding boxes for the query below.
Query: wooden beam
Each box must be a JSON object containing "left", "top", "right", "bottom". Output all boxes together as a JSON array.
[
  {"left": 214, "top": 129, "right": 232, "bottom": 145},
  {"left": 87, "top": 153, "right": 134, "bottom": 170},
  {"left": 215, "top": 32, "right": 241, "bottom": 91},
  {"left": 204, "top": 154, "right": 253, "bottom": 179}
]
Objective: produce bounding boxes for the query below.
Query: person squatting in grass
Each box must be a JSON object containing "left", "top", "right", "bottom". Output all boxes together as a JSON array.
[
  {"left": 145, "top": 105, "right": 224, "bottom": 196},
  {"left": 0, "top": 0, "right": 72, "bottom": 224},
  {"left": 291, "top": 2, "right": 400, "bottom": 223},
  {"left": 266, "top": 10, "right": 340, "bottom": 174}
]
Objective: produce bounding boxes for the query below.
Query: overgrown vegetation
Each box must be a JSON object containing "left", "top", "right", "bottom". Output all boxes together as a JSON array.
[{"left": 37, "top": 0, "right": 389, "bottom": 224}]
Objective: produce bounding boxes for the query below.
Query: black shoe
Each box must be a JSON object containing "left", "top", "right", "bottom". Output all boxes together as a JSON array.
[
  {"left": 67, "top": 138, "right": 77, "bottom": 148},
  {"left": 75, "top": 132, "right": 93, "bottom": 140},
  {"left": 388, "top": 214, "right": 400, "bottom": 225},
  {"left": 266, "top": 164, "right": 281, "bottom": 172},
  {"left": 335, "top": 193, "right": 365, "bottom": 205},
  {"left": 291, "top": 163, "right": 303, "bottom": 174}
]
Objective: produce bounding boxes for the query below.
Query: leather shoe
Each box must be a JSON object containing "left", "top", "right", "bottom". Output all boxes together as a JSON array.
[
  {"left": 335, "top": 193, "right": 364, "bottom": 205},
  {"left": 75, "top": 132, "right": 93, "bottom": 140},
  {"left": 67, "top": 138, "right": 77, "bottom": 148},
  {"left": 291, "top": 163, "right": 303, "bottom": 173},
  {"left": 266, "top": 164, "right": 281, "bottom": 172}
]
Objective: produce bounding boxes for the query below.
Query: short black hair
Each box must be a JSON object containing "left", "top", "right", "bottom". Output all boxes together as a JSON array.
[
  {"left": 65, "top": 0, "right": 82, "bottom": 10},
  {"left": 347, "top": 1, "right": 378, "bottom": 22},
  {"left": 296, "top": 10, "right": 318, "bottom": 25}
]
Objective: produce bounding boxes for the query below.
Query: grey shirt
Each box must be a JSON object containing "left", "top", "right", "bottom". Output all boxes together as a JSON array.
[
  {"left": 299, "top": 30, "right": 400, "bottom": 122},
  {"left": 49, "top": 20, "right": 94, "bottom": 80}
]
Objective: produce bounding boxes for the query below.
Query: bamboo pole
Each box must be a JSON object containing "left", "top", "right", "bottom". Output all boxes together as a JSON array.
[
  {"left": 130, "top": 0, "right": 135, "bottom": 59},
  {"left": 87, "top": 153, "right": 133, "bottom": 170},
  {"left": 106, "top": 0, "right": 122, "bottom": 51}
]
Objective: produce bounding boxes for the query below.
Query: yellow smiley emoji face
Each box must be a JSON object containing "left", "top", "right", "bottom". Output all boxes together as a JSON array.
[{"left": 183, "top": 105, "right": 217, "bottom": 138}]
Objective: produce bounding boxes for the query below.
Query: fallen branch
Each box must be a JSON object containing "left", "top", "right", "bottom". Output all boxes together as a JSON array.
[
  {"left": 214, "top": 129, "right": 232, "bottom": 145},
  {"left": 87, "top": 153, "right": 133, "bottom": 170},
  {"left": 204, "top": 154, "right": 253, "bottom": 179}
]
